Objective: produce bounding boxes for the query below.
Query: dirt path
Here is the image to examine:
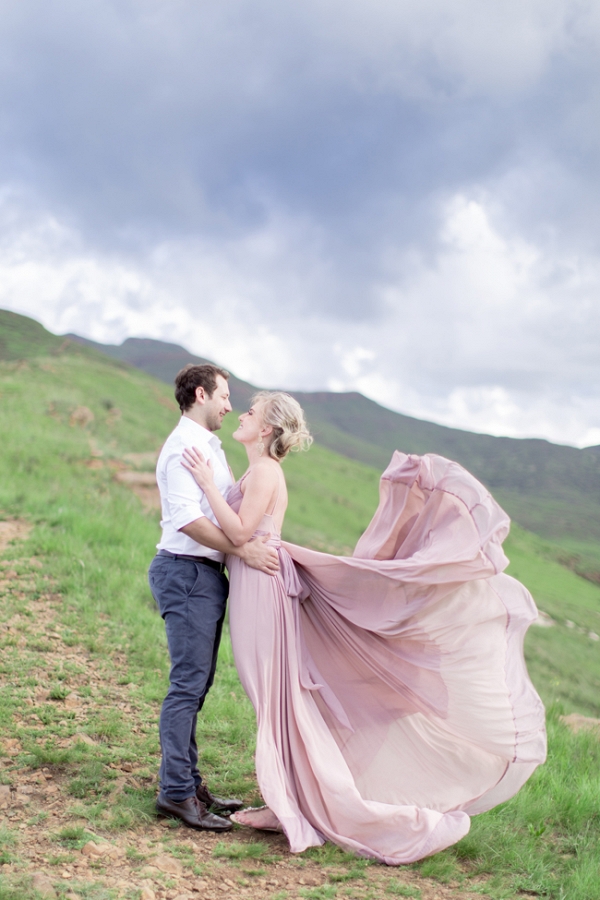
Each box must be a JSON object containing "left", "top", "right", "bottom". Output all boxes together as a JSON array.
[{"left": 0, "top": 525, "right": 490, "bottom": 900}]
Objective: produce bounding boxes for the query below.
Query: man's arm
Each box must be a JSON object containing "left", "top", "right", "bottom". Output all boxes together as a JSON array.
[
  {"left": 164, "top": 447, "right": 278, "bottom": 574},
  {"left": 180, "top": 518, "right": 279, "bottom": 574}
]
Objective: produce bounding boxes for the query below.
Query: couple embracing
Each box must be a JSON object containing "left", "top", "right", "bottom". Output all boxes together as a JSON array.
[{"left": 149, "top": 363, "right": 547, "bottom": 865}]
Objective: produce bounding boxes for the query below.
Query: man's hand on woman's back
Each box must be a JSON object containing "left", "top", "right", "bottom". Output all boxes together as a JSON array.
[{"left": 238, "top": 534, "right": 279, "bottom": 574}]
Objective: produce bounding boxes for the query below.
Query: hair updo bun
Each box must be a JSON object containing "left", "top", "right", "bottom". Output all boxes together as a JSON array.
[{"left": 252, "top": 391, "right": 313, "bottom": 461}]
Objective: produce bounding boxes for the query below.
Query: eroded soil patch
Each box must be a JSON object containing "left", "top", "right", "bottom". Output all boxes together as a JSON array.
[{"left": 0, "top": 520, "right": 32, "bottom": 554}]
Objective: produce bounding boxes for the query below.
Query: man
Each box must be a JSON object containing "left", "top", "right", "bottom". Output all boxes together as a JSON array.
[{"left": 148, "top": 363, "right": 279, "bottom": 831}]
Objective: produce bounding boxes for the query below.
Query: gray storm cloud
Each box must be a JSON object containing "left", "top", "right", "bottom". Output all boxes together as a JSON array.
[{"left": 0, "top": 0, "right": 599, "bottom": 445}]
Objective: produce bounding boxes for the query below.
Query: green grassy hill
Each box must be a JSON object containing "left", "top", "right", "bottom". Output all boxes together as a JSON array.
[
  {"left": 1, "top": 309, "right": 600, "bottom": 716},
  {"left": 63, "top": 323, "right": 600, "bottom": 582},
  {"left": 3, "top": 317, "right": 600, "bottom": 897}
]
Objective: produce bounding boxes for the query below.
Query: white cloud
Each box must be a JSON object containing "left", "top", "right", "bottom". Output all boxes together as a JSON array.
[
  {"left": 304, "top": 0, "right": 580, "bottom": 96},
  {"left": 321, "top": 194, "right": 600, "bottom": 445}
]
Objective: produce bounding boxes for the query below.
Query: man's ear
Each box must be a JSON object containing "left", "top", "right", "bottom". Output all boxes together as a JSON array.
[{"left": 195, "top": 385, "right": 206, "bottom": 405}]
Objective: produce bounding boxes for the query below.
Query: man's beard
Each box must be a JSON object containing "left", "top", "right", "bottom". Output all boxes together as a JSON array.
[{"left": 206, "top": 410, "right": 222, "bottom": 432}]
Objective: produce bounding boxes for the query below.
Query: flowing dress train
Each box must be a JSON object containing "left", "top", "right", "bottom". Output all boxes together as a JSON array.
[{"left": 226, "top": 452, "right": 547, "bottom": 865}]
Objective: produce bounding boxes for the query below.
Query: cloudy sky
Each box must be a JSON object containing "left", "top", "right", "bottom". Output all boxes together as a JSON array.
[{"left": 1, "top": 0, "right": 599, "bottom": 446}]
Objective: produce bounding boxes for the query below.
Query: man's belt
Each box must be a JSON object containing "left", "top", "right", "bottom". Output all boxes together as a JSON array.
[{"left": 157, "top": 549, "right": 225, "bottom": 574}]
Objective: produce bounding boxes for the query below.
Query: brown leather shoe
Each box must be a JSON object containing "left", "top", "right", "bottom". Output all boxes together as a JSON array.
[
  {"left": 196, "top": 782, "right": 243, "bottom": 814},
  {"left": 155, "top": 792, "right": 232, "bottom": 831}
]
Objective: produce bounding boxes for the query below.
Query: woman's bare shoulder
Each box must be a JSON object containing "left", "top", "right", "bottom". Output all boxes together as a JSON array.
[{"left": 240, "top": 459, "right": 281, "bottom": 491}]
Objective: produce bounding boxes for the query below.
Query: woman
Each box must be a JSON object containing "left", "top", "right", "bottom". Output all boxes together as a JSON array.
[{"left": 182, "top": 391, "right": 546, "bottom": 865}]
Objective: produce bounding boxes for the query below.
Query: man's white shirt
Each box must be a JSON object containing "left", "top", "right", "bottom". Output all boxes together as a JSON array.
[{"left": 156, "top": 416, "right": 234, "bottom": 562}]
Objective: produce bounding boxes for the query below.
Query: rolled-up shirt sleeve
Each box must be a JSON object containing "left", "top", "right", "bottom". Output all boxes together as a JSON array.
[{"left": 164, "top": 451, "right": 206, "bottom": 531}]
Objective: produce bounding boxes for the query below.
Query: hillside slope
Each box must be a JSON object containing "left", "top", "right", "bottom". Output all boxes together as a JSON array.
[
  {"left": 4, "top": 308, "right": 600, "bottom": 550},
  {"left": 3, "top": 322, "right": 600, "bottom": 898},
  {"left": 1, "top": 322, "right": 600, "bottom": 714},
  {"left": 0, "top": 311, "right": 380, "bottom": 553},
  {"left": 65, "top": 326, "right": 600, "bottom": 570}
]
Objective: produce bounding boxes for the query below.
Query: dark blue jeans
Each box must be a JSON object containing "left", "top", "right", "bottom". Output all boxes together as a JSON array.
[{"left": 148, "top": 554, "right": 229, "bottom": 801}]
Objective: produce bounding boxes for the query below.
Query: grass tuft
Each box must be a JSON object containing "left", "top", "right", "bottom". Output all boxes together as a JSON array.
[
  {"left": 300, "top": 885, "right": 338, "bottom": 899},
  {"left": 213, "top": 840, "right": 279, "bottom": 862},
  {"left": 385, "top": 884, "right": 422, "bottom": 898}
]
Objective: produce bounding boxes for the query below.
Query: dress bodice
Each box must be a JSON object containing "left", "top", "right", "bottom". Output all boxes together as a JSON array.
[
  {"left": 227, "top": 474, "right": 306, "bottom": 602},
  {"left": 227, "top": 477, "right": 281, "bottom": 540}
]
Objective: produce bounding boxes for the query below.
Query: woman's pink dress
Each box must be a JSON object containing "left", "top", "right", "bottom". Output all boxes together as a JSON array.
[{"left": 226, "top": 452, "right": 546, "bottom": 865}]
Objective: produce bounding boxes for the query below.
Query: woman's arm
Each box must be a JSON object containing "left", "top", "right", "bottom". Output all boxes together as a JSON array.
[
  {"left": 182, "top": 448, "right": 278, "bottom": 546},
  {"left": 180, "top": 517, "right": 279, "bottom": 573}
]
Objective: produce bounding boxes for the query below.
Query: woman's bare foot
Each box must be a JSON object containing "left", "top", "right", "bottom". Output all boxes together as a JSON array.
[{"left": 231, "top": 806, "right": 283, "bottom": 832}]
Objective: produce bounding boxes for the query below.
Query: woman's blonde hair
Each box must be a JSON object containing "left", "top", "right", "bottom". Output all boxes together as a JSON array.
[{"left": 252, "top": 391, "right": 313, "bottom": 461}]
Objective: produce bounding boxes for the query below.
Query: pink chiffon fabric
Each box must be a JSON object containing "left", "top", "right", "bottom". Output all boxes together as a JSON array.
[{"left": 226, "top": 452, "right": 546, "bottom": 865}]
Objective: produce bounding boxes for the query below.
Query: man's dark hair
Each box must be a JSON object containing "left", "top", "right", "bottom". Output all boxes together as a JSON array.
[{"left": 174, "top": 364, "right": 230, "bottom": 412}]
